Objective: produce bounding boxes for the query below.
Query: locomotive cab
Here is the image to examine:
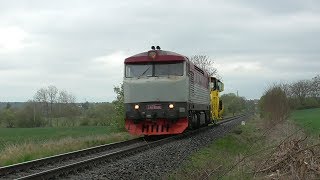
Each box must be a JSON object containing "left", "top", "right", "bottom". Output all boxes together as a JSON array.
[
  {"left": 124, "top": 49, "right": 190, "bottom": 135},
  {"left": 123, "top": 47, "right": 220, "bottom": 136}
]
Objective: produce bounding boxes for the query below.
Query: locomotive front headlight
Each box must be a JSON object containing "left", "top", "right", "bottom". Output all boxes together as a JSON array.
[
  {"left": 169, "top": 104, "right": 174, "bottom": 109},
  {"left": 134, "top": 104, "right": 139, "bottom": 110}
]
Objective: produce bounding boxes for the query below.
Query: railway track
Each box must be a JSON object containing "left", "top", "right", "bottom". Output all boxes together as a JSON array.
[{"left": 0, "top": 114, "right": 249, "bottom": 180}]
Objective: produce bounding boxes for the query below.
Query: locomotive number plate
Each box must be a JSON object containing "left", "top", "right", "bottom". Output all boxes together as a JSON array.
[{"left": 146, "top": 104, "right": 162, "bottom": 110}]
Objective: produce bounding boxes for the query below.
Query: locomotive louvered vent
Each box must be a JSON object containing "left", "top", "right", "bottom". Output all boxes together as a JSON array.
[
  {"left": 189, "top": 71, "right": 195, "bottom": 97},
  {"left": 194, "top": 65, "right": 204, "bottom": 75}
]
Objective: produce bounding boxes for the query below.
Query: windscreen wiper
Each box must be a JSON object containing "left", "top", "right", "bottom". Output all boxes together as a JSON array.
[{"left": 138, "top": 66, "right": 151, "bottom": 78}]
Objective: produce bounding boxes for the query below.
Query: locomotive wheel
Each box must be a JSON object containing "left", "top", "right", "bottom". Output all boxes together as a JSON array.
[
  {"left": 193, "top": 112, "right": 200, "bottom": 129},
  {"left": 188, "top": 111, "right": 193, "bottom": 129},
  {"left": 204, "top": 111, "right": 210, "bottom": 126},
  {"left": 188, "top": 111, "right": 199, "bottom": 129}
]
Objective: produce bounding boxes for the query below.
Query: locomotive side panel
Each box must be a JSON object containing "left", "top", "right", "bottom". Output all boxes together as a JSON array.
[{"left": 188, "top": 63, "right": 210, "bottom": 110}]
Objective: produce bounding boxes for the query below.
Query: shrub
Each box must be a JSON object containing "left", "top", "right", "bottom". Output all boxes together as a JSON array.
[{"left": 259, "top": 85, "right": 290, "bottom": 127}]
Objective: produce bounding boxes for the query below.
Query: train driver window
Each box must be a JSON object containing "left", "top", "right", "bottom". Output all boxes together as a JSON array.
[
  {"left": 125, "top": 64, "right": 152, "bottom": 78},
  {"left": 154, "top": 62, "right": 183, "bottom": 76}
]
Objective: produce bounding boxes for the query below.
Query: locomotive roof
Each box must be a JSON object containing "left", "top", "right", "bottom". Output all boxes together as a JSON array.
[{"left": 124, "top": 50, "right": 187, "bottom": 63}]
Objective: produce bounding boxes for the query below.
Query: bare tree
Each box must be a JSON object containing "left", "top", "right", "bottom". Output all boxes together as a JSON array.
[
  {"left": 58, "top": 89, "right": 78, "bottom": 125},
  {"left": 48, "top": 86, "right": 58, "bottom": 103},
  {"left": 290, "top": 80, "right": 312, "bottom": 105},
  {"left": 47, "top": 85, "right": 58, "bottom": 119},
  {"left": 68, "top": 93, "right": 76, "bottom": 104},
  {"left": 58, "top": 90, "right": 69, "bottom": 104},
  {"left": 189, "top": 55, "right": 217, "bottom": 76},
  {"left": 311, "top": 75, "right": 320, "bottom": 98},
  {"left": 279, "top": 82, "right": 292, "bottom": 98},
  {"left": 34, "top": 88, "right": 48, "bottom": 103},
  {"left": 33, "top": 86, "right": 79, "bottom": 126},
  {"left": 34, "top": 87, "right": 49, "bottom": 118}
]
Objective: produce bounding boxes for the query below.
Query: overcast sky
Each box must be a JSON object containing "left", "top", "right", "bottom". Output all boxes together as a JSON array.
[{"left": 0, "top": 0, "right": 319, "bottom": 102}]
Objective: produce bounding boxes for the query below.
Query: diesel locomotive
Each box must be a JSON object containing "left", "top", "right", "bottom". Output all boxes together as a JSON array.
[{"left": 124, "top": 46, "right": 224, "bottom": 136}]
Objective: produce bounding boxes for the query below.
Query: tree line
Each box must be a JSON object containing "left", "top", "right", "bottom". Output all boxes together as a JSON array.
[
  {"left": 0, "top": 84, "right": 254, "bottom": 128},
  {"left": 220, "top": 93, "right": 255, "bottom": 116},
  {"left": 33, "top": 85, "right": 78, "bottom": 126},
  {"left": 283, "top": 75, "right": 320, "bottom": 109},
  {"left": 0, "top": 85, "right": 122, "bottom": 128}
]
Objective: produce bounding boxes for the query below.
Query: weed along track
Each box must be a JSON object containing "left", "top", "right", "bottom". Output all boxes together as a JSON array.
[{"left": 0, "top": 114, "right": 250, "bottom": 180}]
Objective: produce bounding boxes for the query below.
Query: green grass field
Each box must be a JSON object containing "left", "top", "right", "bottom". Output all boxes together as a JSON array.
[
  {"left": 291, "top": 108, "right": 320, "bottom": 135},
  {"left": 0, "top": 126, "right": 120, "bottom": 151},
  {"left": 0, "top": 126, "right": 135, "bottom": 166}
]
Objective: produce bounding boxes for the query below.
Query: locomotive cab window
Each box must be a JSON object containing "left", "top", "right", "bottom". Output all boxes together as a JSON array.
[
  {"left": 125, "top": 64, "right": 152, "bottom": 78},
  {"left": 125, "top": 62, "right": 184, "bottom": 78},
  {"left": 154, "top": 62, "right": 183, "bottom": 76}
]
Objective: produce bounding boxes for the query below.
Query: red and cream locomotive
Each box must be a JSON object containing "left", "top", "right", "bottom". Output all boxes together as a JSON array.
[{"left": 124, "top": 46, "right": 222, "bottom": 136}]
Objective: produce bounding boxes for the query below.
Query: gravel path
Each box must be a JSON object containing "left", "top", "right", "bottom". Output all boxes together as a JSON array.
[{"left": 67, "top": 116, "right": 248, "bottom": 180}]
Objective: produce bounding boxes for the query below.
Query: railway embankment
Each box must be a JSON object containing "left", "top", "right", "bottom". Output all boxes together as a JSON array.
[
  {"left": 0, "top": 115, "right": 249, "bottom": 179},
  {"left": 65, "top": 115, "right": 249, "bottom": 179},
  {"left": 169, "top": 109, "right": 320, "bottom": 179}
]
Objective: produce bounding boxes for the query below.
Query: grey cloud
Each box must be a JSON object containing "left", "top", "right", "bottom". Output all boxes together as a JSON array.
[
  {"left": 0, "top": 0, "right": 319, "bottom": 101},
  {"left": 230, "top": 0, "right": 320, "bottom": 14}
]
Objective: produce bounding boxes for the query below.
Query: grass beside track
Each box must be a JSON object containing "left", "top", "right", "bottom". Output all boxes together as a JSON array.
[
  {"left": 291, "top": 108, "right": 320, "bottom": 136},
  {"left": 168, "top": 116, "right": 265, "bottom": 179},
  {"left": 0, "top": 126, "right": 136, "bottom": 166},
  {"left": 0, "top": 126, "right": 120, "bottom": 150},
  {"left": 169, "top": 109, "right": 320, "bottom": 179}
]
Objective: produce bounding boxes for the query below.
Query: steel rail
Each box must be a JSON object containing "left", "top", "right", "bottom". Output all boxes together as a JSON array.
[
  {"left": 216, "top": 113, "right": 247, "bottom": 125},
  {"left": 1, "top": 113, "right": 250, "bottom": 180},
  {"left": 0, "top": 137, "right": 144, "bottom": 177}
]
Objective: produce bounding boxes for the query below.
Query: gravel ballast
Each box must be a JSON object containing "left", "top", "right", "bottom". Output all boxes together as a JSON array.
[{"left": 67, "top": 116, "right": 249, "bottom": 180}]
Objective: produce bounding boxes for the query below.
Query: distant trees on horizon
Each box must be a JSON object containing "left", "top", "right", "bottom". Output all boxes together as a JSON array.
[
  {"left": 0, "top": 85, "right": 119, "bottom": 128},
  {"left": 282, "top": 75, "right": 320, "bottom": 109}
]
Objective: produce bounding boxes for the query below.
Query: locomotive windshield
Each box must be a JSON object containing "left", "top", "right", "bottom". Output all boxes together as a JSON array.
[
  {"left": 125, "top": 62, "right": 183, "bottom": 78},
  {"left": 125, "top": 64, "right": 152, "bottom": 78},
  {"left": 154, "top": 63, "right": 183, "bottom": 76}
]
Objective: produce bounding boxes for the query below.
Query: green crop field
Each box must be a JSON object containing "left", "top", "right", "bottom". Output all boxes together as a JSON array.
[{"left": 291, "top": 108, "right": 320, "bottom": 135}]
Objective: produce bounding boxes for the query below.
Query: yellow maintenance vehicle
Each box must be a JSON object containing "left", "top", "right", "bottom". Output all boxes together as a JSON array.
[{"left": 209, "top": 77, "right": 224, "bottom": 123}]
